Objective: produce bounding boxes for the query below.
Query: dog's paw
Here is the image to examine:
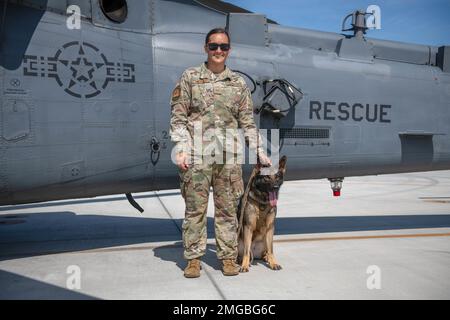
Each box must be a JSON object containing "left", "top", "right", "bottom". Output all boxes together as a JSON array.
[
  {"left": 240, "top": 255, "right": 251, "bottom": 272},
  {"left": 264, "top": 254, "right": 282, "bottom": 270},
  {"left": 269, "top": 263, "right": 282, "bottom": 271},
  {"left": 240, "top": 264, "right": 250, "bottom": 273}
]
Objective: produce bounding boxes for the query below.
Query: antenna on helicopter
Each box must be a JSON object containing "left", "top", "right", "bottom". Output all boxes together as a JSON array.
[{"left": 342, "top": 6, "right": 381, "bottom": 39}]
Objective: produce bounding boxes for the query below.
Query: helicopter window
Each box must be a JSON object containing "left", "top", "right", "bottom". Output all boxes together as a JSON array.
[{"left": 99, "top": 0, "right": 128, "bottom": 23}]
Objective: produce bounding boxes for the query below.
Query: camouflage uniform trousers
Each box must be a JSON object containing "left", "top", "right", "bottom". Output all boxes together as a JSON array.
[{"left": 179, "top": 161, "right": 244, "bottom": 261}]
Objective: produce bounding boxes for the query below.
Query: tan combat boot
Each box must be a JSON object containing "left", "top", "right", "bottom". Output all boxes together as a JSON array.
[
  {"left": 184, "top": 259, "right": 201, "bottom": 278},
  {"left": 222, "top": 259, "right": 240, "bottom": 276}
]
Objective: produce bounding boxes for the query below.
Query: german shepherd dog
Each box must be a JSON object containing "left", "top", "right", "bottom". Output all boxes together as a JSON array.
[{"left": 238, "top": 156, "right": 287, "bottom": 272}]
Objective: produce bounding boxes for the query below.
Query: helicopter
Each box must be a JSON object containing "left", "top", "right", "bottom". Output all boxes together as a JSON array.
[{"left": 0, "top": 0, "right": 449, "bottom": 209}]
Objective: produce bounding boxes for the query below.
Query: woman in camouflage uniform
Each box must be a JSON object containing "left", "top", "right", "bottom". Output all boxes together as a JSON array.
[{"left": 170, "top": 28, "right": 271, "bottom": 278}]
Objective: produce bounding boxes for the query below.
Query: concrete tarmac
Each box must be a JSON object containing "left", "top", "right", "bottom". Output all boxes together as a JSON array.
[{"left": 1, "top": 170, "right": 450, "bottom": 299}]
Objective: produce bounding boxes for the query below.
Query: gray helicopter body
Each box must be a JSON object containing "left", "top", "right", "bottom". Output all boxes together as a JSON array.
[{"left": 1, "top": 0, "right": 449, "bottom": 205}]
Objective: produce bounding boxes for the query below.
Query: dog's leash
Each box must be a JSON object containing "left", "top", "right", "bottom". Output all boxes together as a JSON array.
[{"left": 237, "top": 165, "right": 259, "bottom": 237}]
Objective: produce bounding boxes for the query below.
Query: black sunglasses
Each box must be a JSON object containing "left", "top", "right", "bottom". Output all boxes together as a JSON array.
[{"left": 207, "top": 43, "right": 230, "bottom": 51}]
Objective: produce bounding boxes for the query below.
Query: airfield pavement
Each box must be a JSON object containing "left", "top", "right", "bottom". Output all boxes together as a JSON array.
[{"left": 1, "top": 170, "right": 449, "bottom": 300}]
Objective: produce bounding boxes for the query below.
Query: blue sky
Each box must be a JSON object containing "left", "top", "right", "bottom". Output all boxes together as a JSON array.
[{"left": 225, "top": 0, "right": 450, "bottom": 46}]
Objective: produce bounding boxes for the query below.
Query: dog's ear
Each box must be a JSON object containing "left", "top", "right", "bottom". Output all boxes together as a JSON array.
[{"left": 278, "top": 155, "right": 287, "bottom": 174}]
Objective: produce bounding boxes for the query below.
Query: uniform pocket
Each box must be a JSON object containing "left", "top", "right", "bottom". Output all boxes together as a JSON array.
[
  {"left": 179, "top": 169, "right": 192, "bottom": 199},
  {"left": 220, "top": 86, "right": 240, "bottom": 117}
]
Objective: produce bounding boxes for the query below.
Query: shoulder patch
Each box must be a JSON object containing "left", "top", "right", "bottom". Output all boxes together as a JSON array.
[{"left": 171, "top": 84, "right": 181, "bottom": 102}]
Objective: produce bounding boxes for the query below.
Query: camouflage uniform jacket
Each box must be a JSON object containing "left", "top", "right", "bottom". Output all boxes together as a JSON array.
[{"left": 170, "top": 63, "right": 263, "bottom": 161}]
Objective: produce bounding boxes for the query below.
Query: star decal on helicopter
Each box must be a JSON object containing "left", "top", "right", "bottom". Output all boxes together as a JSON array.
[{"left": 23, "top": 41, "right": 135, "bottom": 98}]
